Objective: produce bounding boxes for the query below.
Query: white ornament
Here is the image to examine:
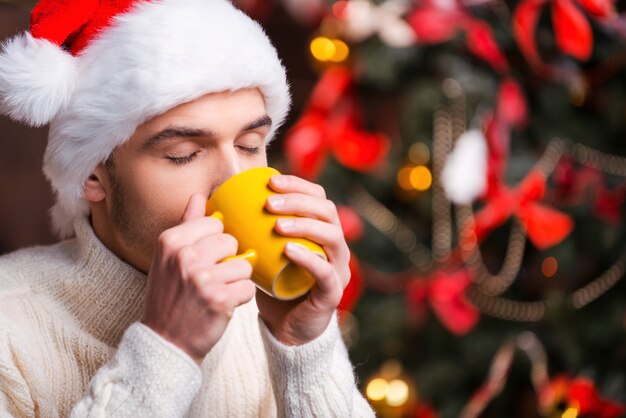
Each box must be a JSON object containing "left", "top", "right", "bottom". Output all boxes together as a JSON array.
[{"left": 441, "top": 130, "right": 488, "bottom": 204}]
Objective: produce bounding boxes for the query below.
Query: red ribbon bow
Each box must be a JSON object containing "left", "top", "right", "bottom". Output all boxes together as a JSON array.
[
  {"left": 284, "top": 67, "right": 390, "bottom": 180},
  {"left": 471, "top": 169, "right": 574, "bottom": 250},
  {"left": 407, "top": 269, "right": 480, "bottom": 336}
]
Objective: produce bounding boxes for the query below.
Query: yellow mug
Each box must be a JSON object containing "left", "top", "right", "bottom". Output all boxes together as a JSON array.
[{"left": 206, "top": 166, "right": 327, "bottom": 300}]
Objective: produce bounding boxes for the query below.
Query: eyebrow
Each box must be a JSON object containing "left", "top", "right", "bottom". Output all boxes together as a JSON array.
[{"left": 142, "top": 114, "right": 273, "bottom": 149}]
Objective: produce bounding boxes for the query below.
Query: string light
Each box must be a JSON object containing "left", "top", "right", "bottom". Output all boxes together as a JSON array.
[
  {"left": 432, "top": 109, "right": 453, "bottom": 262},
  {"left": 349, "top": 186, "right": 433, "bottom": 273},
  {"left": 409, "top": 142, "right": 430, "bottom": 165}
]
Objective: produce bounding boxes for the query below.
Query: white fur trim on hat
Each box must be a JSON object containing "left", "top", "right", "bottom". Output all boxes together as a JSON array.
[
  {"left": 0, "top": 32, "right": 78, "bottom": 127},
  {"left": 39, "top": 0, "right": 291, "bottom": 238},
  {"left": 441, "top": 130, "right": 488, "bottom": 204}
]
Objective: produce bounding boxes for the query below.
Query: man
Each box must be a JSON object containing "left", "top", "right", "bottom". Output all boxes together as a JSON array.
[{"left": 0, "top": 0, "right": 375, "bottom": 416}]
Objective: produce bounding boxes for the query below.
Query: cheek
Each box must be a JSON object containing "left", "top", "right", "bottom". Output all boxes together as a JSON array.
[{"left": 120, "top": 163, "right": 210, "bottom": 223}]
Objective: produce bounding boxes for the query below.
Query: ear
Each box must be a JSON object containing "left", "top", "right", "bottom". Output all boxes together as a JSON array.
[{"left": 84, "top": 163, "right": 110, "bottom": 203}]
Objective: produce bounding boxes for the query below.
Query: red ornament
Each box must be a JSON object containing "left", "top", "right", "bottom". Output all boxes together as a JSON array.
[
  {"left": 337, "top": 205, "right": 365, "bottom": 242},
  {"left": 553, "top": 0, "right": 594, "bottom": 61},
  {"left": 333, "top": 128, "right": 390, "bottom": 172}
]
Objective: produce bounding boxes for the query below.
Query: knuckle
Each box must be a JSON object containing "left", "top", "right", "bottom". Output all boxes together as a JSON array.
[
  {"left": 193, "top": 270, "right": 212, "bottom": 287},
  {"left": 205, "top": 291, "right": 228, "bottom": 309},
  {"left": 158, "top": 230, "right": 177, "bottom": 249},
  {"left": 176, "top": 246, "right": 196, "bottom": 267}
]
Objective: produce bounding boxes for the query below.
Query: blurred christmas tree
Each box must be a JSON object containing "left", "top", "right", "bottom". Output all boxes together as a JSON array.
[{"left": 249, "top": 0, "right": 626, "bottom": 416}]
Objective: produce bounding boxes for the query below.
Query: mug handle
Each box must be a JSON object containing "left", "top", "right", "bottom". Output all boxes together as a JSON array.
[{"left": 209, "top": 211, "right": 258, "bottom": 267}]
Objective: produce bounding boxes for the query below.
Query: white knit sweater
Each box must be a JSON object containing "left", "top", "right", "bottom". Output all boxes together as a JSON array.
[{"left": 0, "top": 218, "right": 375, "bottom": 417}]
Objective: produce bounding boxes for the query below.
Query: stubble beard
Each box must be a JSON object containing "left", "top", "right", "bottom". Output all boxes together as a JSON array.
[{"left": 108, "top": 168, "right": 168, "bottom": 265}]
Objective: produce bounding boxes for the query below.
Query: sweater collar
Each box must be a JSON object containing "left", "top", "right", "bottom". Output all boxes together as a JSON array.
[{"left": 63, "top": 217, "right": 148, "bottom": 346}]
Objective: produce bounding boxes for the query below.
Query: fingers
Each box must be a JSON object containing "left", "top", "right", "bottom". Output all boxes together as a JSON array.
[
  {"left": 266, "top": 193, "right": 340, "bottom": 225},
  {"left": 181, "top": 192, "right": 209, "bottom": 222},
  {"left": 175, "top": 234, "right": 239, "bottom": 271},
  {"left": 274, "top": 217, "right": 349, "bottom": 264},
  {"left": 284, "top": 243, "right": 343, "bottom": 306},
  {"left": 269, "top": 175, "right": 327, "bottom": 199},
  {"left": 158, "top": 216, "right": 225, "bottom": 252},
  {"left": 193, "top": 259, "right": 256, "bottom": 309}
]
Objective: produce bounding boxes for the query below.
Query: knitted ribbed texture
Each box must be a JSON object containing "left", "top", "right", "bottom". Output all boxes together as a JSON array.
[
  {"left": 0, "top": 218, "right": 375, "bottom": 417},
  {"left": 259, "top": 314, "right": 375, "bottom": 417}
]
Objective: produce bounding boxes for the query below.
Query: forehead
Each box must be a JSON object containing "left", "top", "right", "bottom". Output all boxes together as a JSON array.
[
  {"left": 125, "top": 88, "right": 267, "bottom": 146},
  {"left": 146, "top": 88, "right": 265, "bottom": 127}
]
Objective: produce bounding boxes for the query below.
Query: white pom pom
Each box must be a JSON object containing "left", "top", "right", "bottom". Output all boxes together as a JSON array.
[
  {"left": 0, "top": 32, "right": 77, "bottom": 127},
  {"left": 441, "top": 129, "right": 488, "bottom": 204}
]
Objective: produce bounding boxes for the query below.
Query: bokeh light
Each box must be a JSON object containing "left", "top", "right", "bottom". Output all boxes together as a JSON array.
[
  {"left": 385, "top": 379, "right": 409, "bottom": 406},
  {"left": 310, "top": 37, "right": 336, "bottom": 62},
  {"left": 542, "top": 257, "right": 558, "bottom": 278},
  {"left": 562, "top": 407, "right": 579, "bottom": 418},
  {"left": 310, "top": 36, "right": 350, "bottom": 63},
  {"left": 366, "top": 378, "right": 389, "bottom": 401},
  {"left": 409, "top": 166, "right": 432, "bottom": 191}
]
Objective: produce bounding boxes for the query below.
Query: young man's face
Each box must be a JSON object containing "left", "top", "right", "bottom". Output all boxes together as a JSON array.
[{"left": 89, "top": 88, "right": 271, "bottom": 272}]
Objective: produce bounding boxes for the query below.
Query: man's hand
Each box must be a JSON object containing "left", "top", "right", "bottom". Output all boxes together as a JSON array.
[
  {"left": 257, "top": 175, "right": 351, "bottom": 346},
  {"left": 141, "top": 193, "right": 256, "bottom": 364}
]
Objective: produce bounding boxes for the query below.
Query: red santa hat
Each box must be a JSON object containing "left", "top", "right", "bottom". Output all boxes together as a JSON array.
[{"left": 0, "top": 0, "right": 291, "bottom": 237}]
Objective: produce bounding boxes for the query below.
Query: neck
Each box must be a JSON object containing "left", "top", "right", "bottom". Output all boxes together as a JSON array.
[{"left": 90, "top": 209, "right": 151, "bottom": 274}]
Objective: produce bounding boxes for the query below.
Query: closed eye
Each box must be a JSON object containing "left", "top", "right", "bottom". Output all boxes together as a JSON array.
[
  {"left": 166, "top": 151, "right": 200, "bottom": 165},
  {"left": 238, "top": 146, "right": 262, "bottom": 155}
]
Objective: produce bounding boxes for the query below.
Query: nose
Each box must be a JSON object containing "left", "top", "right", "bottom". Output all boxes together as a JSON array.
[{"left": 212, "top": 146, "right": 244, "bottom": 187}]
